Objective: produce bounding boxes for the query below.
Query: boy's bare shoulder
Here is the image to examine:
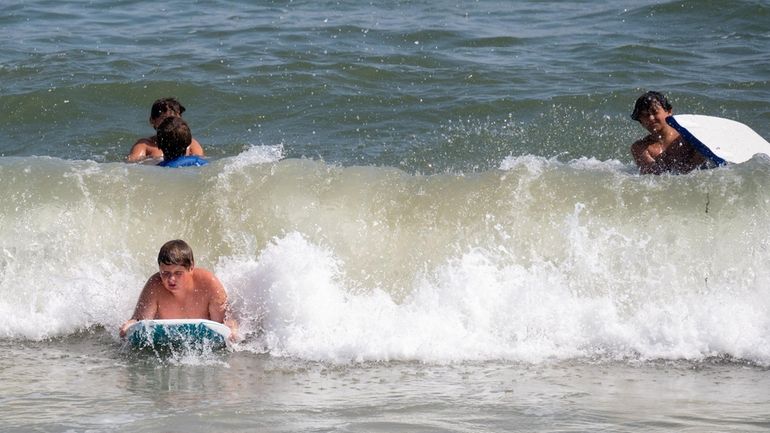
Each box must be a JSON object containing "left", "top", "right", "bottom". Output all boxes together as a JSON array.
[
  {"left": 631, "top": 134, "right": 655, "bottom": 149},
  {"left": 145, "top": 272, "right": 165, "bottom": 291},
  {"left": 127, "top": 136, "right": 162, "bottom": 161},
  {"left": 192, "top": 268, "right": 222, "bottom": 287},
  {"left": 192, "top": 267, "right": 215, "bottom": 278},
  {"left": 130, "top": 136, "right": 158, "bottom": 151}
]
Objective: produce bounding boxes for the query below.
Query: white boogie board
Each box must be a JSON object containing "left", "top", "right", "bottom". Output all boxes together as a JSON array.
[
  {"left": 125, "top": 319, "right": 231, "bottom": 351},
  {"left": 667, "top": 114, "right": 770, "bottom": 165}
]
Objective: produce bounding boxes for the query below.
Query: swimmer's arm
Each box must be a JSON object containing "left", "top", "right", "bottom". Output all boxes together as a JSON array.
[
  {"left": 631, "top": 140, "right": 662, "bottom": 175},
  {"left": 126, "top": 139, "right": 151, "bottom": 162},
  {"left": 119, "top": 274, "right": 160, "bottom": 337},
  {"left": 185, "top": 138, "right": 205, "bottom": 157},
  {"left": 206, "top": 273, "right": 238, "bottom": 341}
]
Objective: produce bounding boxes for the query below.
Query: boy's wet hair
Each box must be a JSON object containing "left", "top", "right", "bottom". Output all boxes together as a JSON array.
[
  {"left": 631, "top": 91, "right": 672, "bottom": 121},
  {"left": 150, "top": 97, "right": 186, "bottom": 121},
  {"left": 156, "top": 117, "right": 192, "bottom": 161},
  {"left": 158, "top": 239, "right": 195, "bottom": 269}
]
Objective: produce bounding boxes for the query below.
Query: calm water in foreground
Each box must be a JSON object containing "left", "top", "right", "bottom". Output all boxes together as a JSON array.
[{"left": 2, "top": 336, "right": 769, "bottom": 432}]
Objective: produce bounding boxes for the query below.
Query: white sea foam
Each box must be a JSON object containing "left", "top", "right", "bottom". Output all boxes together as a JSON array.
[
  {"left": 498, "top": 154, "right": 628, "bottom": 173},
  {"left": 216, "top": 232, "right": 770, "bottom": 365},
  {"left": 220, "top": 144, "right": 284, "bottom": 172}
]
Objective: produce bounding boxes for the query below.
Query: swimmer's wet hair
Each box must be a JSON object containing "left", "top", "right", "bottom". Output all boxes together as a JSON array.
[
  {"left": 158, "top": 239, "right": 194, "bottom": 269},
  {"left": 150, "top": 97, "right": 186, "bottom": 121},
  {"left": 156, "top": 117, "right": 192, "bottom": 161},
  {"left": 631, "top": 91, "right": 672, "bottom": 121}
]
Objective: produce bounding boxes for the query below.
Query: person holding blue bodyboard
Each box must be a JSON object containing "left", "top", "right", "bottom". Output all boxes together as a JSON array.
[
  {"left": 119, "top": 240, "right": 237, "bottom": 346},
  {"left": 629, "top": 91, "right": 707, "bottom": 175},
  {"left": 126, "top": 97, "right": 205, "bottom": 163},
  {"left": 155, "top": 117, "right": 209, "bottom": 168}
]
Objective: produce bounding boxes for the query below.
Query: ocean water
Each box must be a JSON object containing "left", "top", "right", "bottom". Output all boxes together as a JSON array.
[{"left": 1, "top": 0, "right": 770, "bottom": 432}]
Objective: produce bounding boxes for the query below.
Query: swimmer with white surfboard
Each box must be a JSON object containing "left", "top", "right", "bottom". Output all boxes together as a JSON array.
[
  {"left": 119, "top": 240, "right": 238, "bottom": 350},
  {"left": 630, "top": 91, "right": 770, "bottom": 174}
]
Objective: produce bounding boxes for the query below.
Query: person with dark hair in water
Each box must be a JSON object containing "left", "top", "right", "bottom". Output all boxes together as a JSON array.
[
  {"left": 126, "top": 97, "right": 204, "bottom": 162},
  {"left": 630, "top": 91, "right": 706, "bottom": 175},
  {"left": 155, "top": 117, "right": 208, "bottom": 167}
]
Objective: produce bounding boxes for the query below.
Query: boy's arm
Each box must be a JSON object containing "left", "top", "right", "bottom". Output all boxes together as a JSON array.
[
  {"left": 126, "top": 139, "right": 150, "bottom": 162},
  {"left": 119, "top": 275, "right": 160, "bottom": 337},
  {"left": 631, "top": 139, "right": 660, "bottom": 175},
  {"left": 186, "top": 138, "right": 205, "bottom": 156},
  {"left": 206, "top": 272, "right": 238, "bottom": 341}
]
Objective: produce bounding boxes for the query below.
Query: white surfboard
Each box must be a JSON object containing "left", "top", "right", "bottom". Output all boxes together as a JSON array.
[
  {"left": 667, "top": 114, "right": 770, "bottom": 165},
  {"left": 125, "top": 319, "right": 231, "bottom": 351}
]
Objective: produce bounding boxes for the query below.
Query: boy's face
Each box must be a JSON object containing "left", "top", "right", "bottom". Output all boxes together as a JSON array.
[
  {"left": 638, "top": 102, "right": 672, "bottom": 134},
  {"left": 159, "top": 263, "right": 194, "bottom": 293}
]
